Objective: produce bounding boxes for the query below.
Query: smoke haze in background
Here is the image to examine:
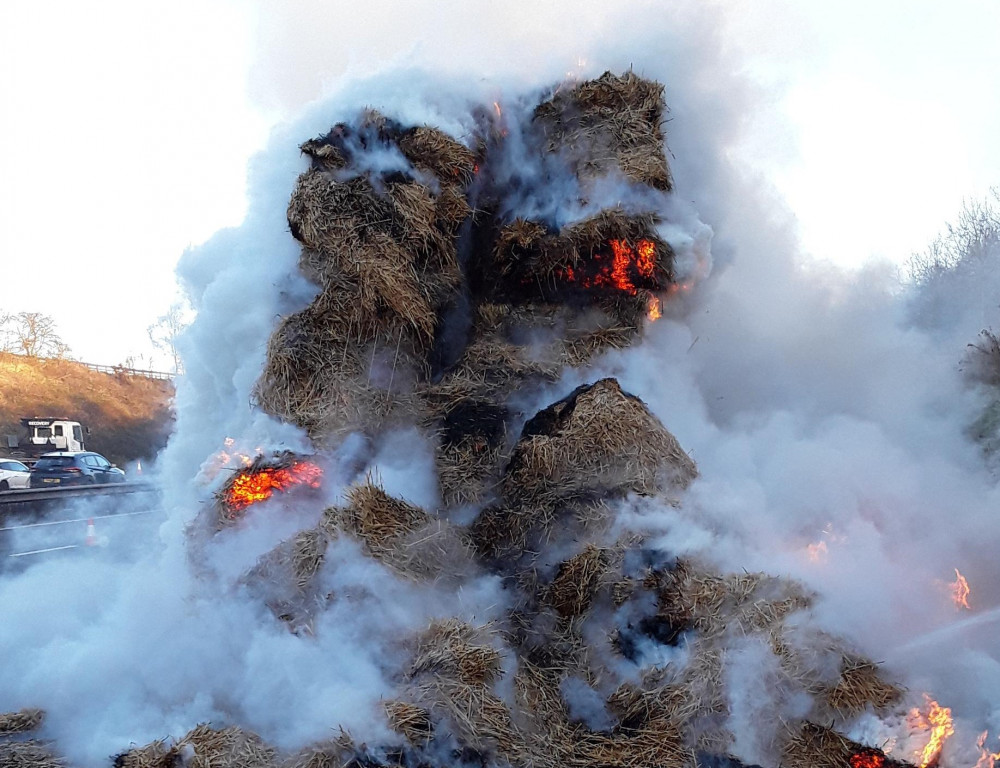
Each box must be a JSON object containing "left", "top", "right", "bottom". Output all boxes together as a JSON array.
[{"left": 2, "top": 3, "right": 1000, "bottom": 768}]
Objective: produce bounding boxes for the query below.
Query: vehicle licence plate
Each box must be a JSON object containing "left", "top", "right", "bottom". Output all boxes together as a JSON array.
[{"left": 43, "top": 478, "right": 60, "bottom": 484}]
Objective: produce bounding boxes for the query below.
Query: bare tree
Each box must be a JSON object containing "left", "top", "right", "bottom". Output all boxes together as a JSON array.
[
  {"left": 148, "top": 302, "right": 190, "bottom": 374},
  {"left": 0, "top": 311, "right": 71, "bottom": 358}
]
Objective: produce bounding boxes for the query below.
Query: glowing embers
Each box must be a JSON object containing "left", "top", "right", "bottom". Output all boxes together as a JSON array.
[
  {"left": 220, "top": 455, "right": 323, "bottom": 517},
  {"left": 851, "top": 749, "right": 887, "bottom": 768},
  {"left": 909, "top": 695, "right": 954, "bottom": 768},
  {"left": 560, "top": 238, "right": 661, "bottom": 296}
]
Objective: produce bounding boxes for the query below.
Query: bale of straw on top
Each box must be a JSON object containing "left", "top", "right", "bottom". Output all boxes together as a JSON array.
[
  {"left": 533, "top": 70, "right": 673, "bottom": 191},
  {"left": 501, "top": 378, "right": 697, "bottom": 511},
  {"left": 782, "top": 723, "right": 913, "bottom": 768},
  {"left": 0, "top": 709, "right": 44, "bottom": 735}
]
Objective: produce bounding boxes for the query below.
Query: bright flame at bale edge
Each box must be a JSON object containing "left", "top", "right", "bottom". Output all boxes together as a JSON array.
[{"left": 223, "top": 461, "right": 324, "bottom": 513}]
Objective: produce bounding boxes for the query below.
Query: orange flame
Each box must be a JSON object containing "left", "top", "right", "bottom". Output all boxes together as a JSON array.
[
  {"left": 223, "top": 460, "right": 323, "bottom": 512},
  {"left": 975, "top": 731, "right": 1000, "bottom": 768},
  {"left": 493, "top": 101, "right": 502, "bottom": 118},
  {"left": 558, "top": 239, "right": 659, "bottom": 296},
  {"left": 950, "top": 568, "right": 971, "bottom": 610},
  {"left": 647, "top": 296, "right": 662, "bottom": 321},
  {"left": 909, "top": 696, "right": 954, "bottom": 768},
  {"left": 850, "top": 750, "right": 886, "bottom": 768}
]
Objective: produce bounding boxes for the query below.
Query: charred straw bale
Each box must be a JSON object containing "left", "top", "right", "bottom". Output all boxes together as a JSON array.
[
  {"left": 0, "top": 741, "right": 66, "bottom": 768},
  {"left": 0, "top": 709, "right": 45, "bottom": 735},
  {"left": 430, "top": 398, "right": 510, "bottom": 507},
  {"left": 501, "top": 378, "right": 697, "bottom": 511},
  {"left": 262, "top": 113, "right": 477, "bottom": 445},
  {"left": 534, "top": 70, "right": 673, "bottom": 191},
  {"left": 823, "top": 655, "right": 903, "bottom": 715},
  {"left": 782, "top": 723, "right": 913, "bottom": 768}
]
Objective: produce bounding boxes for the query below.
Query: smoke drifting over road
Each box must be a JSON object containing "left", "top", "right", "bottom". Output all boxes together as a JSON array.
[{"left": 2, "top": 6, "right": 1000, "bottom": 768}]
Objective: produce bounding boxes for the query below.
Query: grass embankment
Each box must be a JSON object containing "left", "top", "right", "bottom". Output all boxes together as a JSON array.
[{"left": 0, "top": 353, "right": 174, "bottom": 467}]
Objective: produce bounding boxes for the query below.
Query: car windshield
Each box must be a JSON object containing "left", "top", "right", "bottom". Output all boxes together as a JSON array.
[{"left": 34, "top": 457, "right": 75, "bottom": 468}]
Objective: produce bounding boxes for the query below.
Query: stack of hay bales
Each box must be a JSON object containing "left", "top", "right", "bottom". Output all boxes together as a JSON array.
[
  {"left": 12, "top": 71, "right": 912, "bottom": 768},
  {"left": 238, "top": 71, "right": 914, "bottom": 768}
]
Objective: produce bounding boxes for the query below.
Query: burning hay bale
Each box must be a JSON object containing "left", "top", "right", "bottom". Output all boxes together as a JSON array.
[
  {"left": 534, "top": 70, "right": 673, "bottom": 191},
  {"left": 0, "top": 709, "right": 45, "bottom": 735},
  {"left": 782, "top": 722, "right": 913, "bottom": 768},
  {"left": 325, "top": 481, "right": 472, "bottom": 580},
  {"left": 486, "top": 210, "right": 672, "bottom": 317},
  {"left": 0, "top": 741, "right": 66, "bottom": 768},
  {"left": 214, "top": 452, "right": 323, "bottom": 526}
]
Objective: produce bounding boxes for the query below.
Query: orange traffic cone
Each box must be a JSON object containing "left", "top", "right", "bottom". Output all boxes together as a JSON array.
[{"left": 85, "top": 518, "right": 97, "bottom": 547}]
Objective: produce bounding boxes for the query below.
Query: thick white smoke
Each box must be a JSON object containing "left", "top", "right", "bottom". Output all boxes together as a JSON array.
[{"left": 2, "top": 5, "right": 999, "bottom": 768}]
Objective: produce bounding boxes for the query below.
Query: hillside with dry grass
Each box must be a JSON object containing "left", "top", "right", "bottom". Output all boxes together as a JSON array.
[{"left": 0, "top": 353, "right": 174, "bottom": 466}]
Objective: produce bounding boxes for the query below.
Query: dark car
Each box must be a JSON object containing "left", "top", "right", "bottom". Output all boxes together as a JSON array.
[{"left": 29, "top": 452, "right": 126, "bottom": 487}]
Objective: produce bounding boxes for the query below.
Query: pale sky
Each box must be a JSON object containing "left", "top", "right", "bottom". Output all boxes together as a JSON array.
[{"left": 1, "top": 0, "right": 998, "bottom": 368}]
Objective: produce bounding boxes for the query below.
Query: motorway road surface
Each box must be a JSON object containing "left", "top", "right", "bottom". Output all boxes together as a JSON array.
[{"left": 0, "top": 485, "right": 162, "bottom": 571}]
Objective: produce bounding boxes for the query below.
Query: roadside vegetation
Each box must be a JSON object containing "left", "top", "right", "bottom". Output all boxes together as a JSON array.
[
  {"left": 0, "top": 352, "right": 174, "bottom": 468},
  {"left": 907, "top": 188, "right": 1000, "bottom": 463}
]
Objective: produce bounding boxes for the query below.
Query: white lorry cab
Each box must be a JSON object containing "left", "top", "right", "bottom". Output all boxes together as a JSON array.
[{"left": 19, "top": 418, "right": 88, "bottom": 455}]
